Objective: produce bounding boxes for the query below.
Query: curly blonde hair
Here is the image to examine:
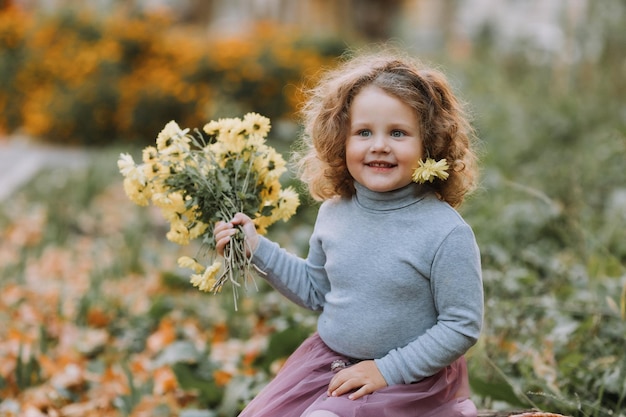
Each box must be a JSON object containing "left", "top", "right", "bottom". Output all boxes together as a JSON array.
[{"left": 294, "top": 49, "right": 479, "bottom": 208}]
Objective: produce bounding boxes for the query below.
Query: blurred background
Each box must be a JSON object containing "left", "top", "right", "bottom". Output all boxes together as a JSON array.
[{"left": 1, "top": 0, "right": 625, "bottom": 416}]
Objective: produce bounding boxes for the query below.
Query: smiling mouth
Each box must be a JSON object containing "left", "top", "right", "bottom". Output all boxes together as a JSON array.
[{"left": 367, "top": 162, "right": 396, "bottom": 168}]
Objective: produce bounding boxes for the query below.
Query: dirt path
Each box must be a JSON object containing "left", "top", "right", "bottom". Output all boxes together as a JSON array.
[{"left": 0, "top": 135, "right": 90, "bottom": 201}]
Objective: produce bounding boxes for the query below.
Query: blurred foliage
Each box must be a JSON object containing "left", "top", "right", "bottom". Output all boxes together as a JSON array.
[
  {"left": 1, "top": 1, "right": 626, "bottom": 416},
  {"left": 0, "top": 147, "right": 317, "bottom": 416},
  {"left": 0, "top": 5, "right": 344, "bottom": 145},
  {"left": 452, "top": 2, "right": 626, "bottom": 415}
]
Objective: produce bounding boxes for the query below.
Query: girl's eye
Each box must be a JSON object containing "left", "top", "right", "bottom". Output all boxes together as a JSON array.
[
  {"left": 390, "top": 130, "right": 405, "bottom": 138},
  {"left": 358, "top": 129, "right": 372, "bottom": 137}
]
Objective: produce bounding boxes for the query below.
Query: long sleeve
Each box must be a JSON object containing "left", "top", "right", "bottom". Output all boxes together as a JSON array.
[
  {"left": 374, "top": 223, "right": 483, "bottom": 385},
  {"left": 251, "top": 231, "right": 330, "bottom": 311}
]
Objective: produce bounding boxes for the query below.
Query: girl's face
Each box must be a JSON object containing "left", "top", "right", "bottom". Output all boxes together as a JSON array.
[{"left": 346, "top": 85, "right": 424, "bottom": 193}]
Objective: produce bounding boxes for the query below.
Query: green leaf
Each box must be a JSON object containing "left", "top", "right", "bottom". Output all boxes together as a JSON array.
[
  {"left": 172, "top": 362, "right": 223, "bottom": 407},
  {"left": 160, "top": 271, "right": 191, "bottom": 290},
  {"left": 148, "top": 296, "right": 174, "bottom": 321},
  {"left": 469, "top": 374, "right": 528, "bottom": 407},
  {"left": 15, "top": 344, "right": 42, "bottom": 390},
  {"left": 254, "top": 327, "right": 310, "bottom": 372}
]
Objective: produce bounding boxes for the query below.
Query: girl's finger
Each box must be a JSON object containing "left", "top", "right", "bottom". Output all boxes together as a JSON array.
[{"left": 347, "top": 385, "right": 372, "bottom": 400}]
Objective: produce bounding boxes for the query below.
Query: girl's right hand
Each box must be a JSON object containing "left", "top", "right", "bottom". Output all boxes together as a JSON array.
[{"left": 214, "top": 213, "right": 259, "bottom": 257}]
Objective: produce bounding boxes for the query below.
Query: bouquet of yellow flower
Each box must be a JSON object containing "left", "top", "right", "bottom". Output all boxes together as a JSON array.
[{"left": 117, "top": 113, "right": 299, "bottom": 308}]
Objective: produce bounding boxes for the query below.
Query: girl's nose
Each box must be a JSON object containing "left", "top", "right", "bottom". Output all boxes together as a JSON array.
[{"left": 369, "top": 135, "right": 390, "bottom": 152}]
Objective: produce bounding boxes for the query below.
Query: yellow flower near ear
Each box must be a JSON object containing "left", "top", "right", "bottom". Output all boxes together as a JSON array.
[{"left": 412, "top": 158, "right": 450, "bottom": 184}]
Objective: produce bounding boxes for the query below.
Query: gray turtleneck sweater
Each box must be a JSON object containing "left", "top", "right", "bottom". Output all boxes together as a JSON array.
[{"left": 251, "top": 182, "right": 483, "bottom": 386}]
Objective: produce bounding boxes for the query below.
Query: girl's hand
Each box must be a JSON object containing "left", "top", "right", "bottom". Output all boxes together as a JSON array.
[
  {"left": 214, "top": 213, "right": 259, "bottom": 257},
  {"left": 327, "top": 360, "right": 387, "bottom": 400}
]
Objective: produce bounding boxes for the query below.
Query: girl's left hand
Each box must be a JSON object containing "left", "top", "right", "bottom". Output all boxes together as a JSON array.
[{"left": 327, "top": 360, "right": 387, "bottom": 400}]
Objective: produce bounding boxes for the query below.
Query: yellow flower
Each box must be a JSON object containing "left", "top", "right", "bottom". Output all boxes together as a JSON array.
[
  {"left": 206, "top": 141, "right": 227, "bottom": 162},
  {"left": 118, "top": 113, "right": 300, "bottom": 306},
  {"left": 156, "top": 120, "right": 190, "bottom": 151},
  {"left": 166, "top": 220, "right": 190, "bottom": 245},
  {"left": 190, "top": 260, "right": 222, "bottom": 292},
  {"left": 202, "top": 120, "right": 221, "bottom": 137},
  {"left": 213, "top": 117, "right": 239, "bottom": 141},
  {"left": 252, "top": 215, "right": 272, "bottom": 235},
  {"left": 246, "top": 132, "right": 266, "bottom": 149},
  {"left": 158, "top": 206, "right": 179, "bottom": 223},
  {"left": 259, "top": 178, "right": 281, "bottom": 203},
  {"left": 254, "top": 147, "right": 286, "bottom": 181},
  {"left": 220, "top": 130, "right": 247, "bottom": 154},
  {"left": 151, "top": 191, "right": 186, "bottom": 214},
  {"left": 142, "top": 161, "right": 162, "bottom": 182},
  {"left": 187, "top": 220, "right": 209, "bottom": 240},
  {"left": 177, "top": 256, "right": 205, "bottom": 274},
  {"left": 167, "top": 192, "right": 186, "bottom": 212},
  {"left": 243, "top": 112, "right": 271, "bottom": 138},
  {"left": 270, "top": 187, "right": 300, "bottom": 222},
  {"left": 150, "top": 192, "right": 169, "bottom": 207},
  {"left": 142, "top": 146, "right": 158, "bottom": 163},
  {"left": 122, "top": 177, "right": 151, "bottom": 206},
  {"left": 150, "top": 178, "right": 168, "bottom": 195},
  {"left": 412, "top": 158, "right": 450, "bottom": 184}
]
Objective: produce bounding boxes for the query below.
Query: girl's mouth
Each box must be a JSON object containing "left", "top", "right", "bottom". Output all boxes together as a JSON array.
[{"left": 367, "top": 162, "right": 396, "bottom": 168}]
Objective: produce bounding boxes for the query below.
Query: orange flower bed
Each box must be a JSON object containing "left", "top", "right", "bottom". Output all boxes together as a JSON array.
[{"left": 0, "top": 6, "right": 343, "bottom": 145}]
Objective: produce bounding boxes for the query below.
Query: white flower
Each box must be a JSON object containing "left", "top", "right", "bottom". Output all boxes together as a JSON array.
[{"left": 117, "top": 153, "right": 136, "bottom": 177}]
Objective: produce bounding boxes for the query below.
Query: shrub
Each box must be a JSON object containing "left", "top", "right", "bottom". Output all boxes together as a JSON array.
[{"left": 0, "top": 6, "right": 344, "bottom": 145}]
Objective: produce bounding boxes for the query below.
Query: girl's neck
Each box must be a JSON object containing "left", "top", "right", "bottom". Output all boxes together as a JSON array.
[{"left": 353, "top": 181, "right": 428, "bottom": 211}]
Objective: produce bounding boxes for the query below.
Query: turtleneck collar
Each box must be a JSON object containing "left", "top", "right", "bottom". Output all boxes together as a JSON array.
[{"left": 353, "top": 181, "right": 429, "bottom": 211}]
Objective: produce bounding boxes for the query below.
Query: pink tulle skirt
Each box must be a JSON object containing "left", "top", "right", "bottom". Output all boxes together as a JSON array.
[{"left": 239, "top": 333, "right": 477, "bottom": 417}]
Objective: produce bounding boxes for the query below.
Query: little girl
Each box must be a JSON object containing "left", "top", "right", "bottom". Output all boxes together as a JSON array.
[{"left": 214, "top": 49, "right": 484, "bottom": 417}]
